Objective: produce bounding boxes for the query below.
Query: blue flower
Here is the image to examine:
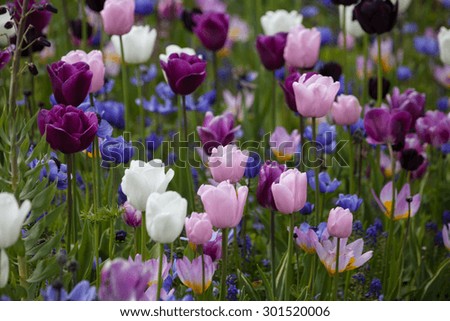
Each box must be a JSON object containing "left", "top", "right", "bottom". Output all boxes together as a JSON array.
[
  {"left": 352, "top": 272, "right": 366, "bottom": 285},
  {"left": 42, "top": 280, "right": 96, "bottom": 301},
  {"left": 442, "top": 143, "right": 450, "bottom": 155},
  {"left": 316, "top": 27, "right": 334, "bottom": 46},
  {"left": 353, "top": 220, "right": 363, "bottom": 235},
  {"left": 365, "top": 218, "right": 384, "bottom": 245},
  {"left": 437, "top": 97, "right": 448, "bottom": 112},
  {"left": 299, "top": 202, "right": 314, "bottom": 215},
  {"left": 145, "top": 132, "right": 164, "bottom": 160},
  {"left": 130, "top": 64, "right": 157, "bottom": 86},
  {"left": 226, "top": 274, "right": 239, "bottom": 301},
  {"left": 349, "top": 118, "right": 366, "bottom": 137},
  {"left": 96, "top": 78, "right": 115, "bottom": 96},
  {"left": 40, "top": 158, "right": 68, "bottom": 190},
  {"left": 244, "top": 151, "right": 262, "bottom": 179},
  {"left": 443, "top": 210, "right": 450, "bottom": 226},
  {"left": 366, "top": 278, "right": 382, "bottom": 299},
  {"left": 185, "top": 90, "right": 216, "bottom": 113},
  {"left": 414, "top": 36, "right": 439, "bottom": 56},
  {"left": 397, "top": 66, "right": 412, "bottom": 81},
  {"left": 274, "top": 66, "right": 285, "bottom": 81},
  {"left": 336, "top": 194, "right": 363, "bottom": 212},
  {"left": 301, "top": 5, "right": 319, "bottom": 18},
  {"left": 138, "top": 82, "right": 177, "bottom": 115},
  {"left": 96, "top": 100, "right": 125, "bottom": 130},
  {"left": 307, "top": 170, "right": 341, "bottom": 193},
  {"left": 402, "top": 22, "right": 418, "bottom": 34},
  {"left": 100, "top": 136, "right": 134, "bottom": 165},
  {"left": 304, "top": 122, "right": 337, "bottom": 154},
  {"left": 115, "top": 230, "right": 127, "bottom": 242},
  {"left": 117, "top": 184, "right": 127, "bottom": 206},
  {"left": 135, "top": 0, "right": 156, "bottom": 15}
]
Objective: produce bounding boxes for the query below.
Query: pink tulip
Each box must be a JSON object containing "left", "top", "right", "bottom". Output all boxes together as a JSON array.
[
  {"left": 62, "top": 50, "right": 105, "bottom": 93},
  {"left": 331, "top": 94, "right": 362, "bottom": 125},
  {"left": 101, "top": 0, "right": 135, "bottom": 36},
  {"left": 185, "top": 212, "right": 213, "bottom": 245},
  {"left": 208, "top": 145, "right": 249, "bottom": 183},
  {"left": 283, "top": 26, "right": 321, "bottom": 69},
  {"left": 293, "top": 73, "right": 340, "bottom": 118},
  {"left": 271, "top": 169, "right": 307, "bottom": 214},
  {"left": 197, "top": 181, "right": 248, "bottom": 229},
  {"left": 327, "top": 207, "right": 353, "bottom": 239}
]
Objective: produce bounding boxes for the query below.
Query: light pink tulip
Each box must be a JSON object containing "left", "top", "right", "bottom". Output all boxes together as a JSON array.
[
  {"left": 197, "top": 181, "right": 248, "bottom": 229},
  {"left": 283, "top": 26, "right": 321, "bottom": 69},
  {"left": 293, "top": 73, "right": 340, "bottom": 118},
  {"left": 327, "top": 207, "right": 353, "bottom": 239},
  {"left": 208, "top": 145, "right": 249, "bottom": 183},
  {"left": 185, "top": 212, "right": 213, "bottom": 245},
  {"left": 101, "top": 0, "right": 135, "bottom": 36},
  {"left": 271, "top": 169, "right": 307, "bottom": 214},
  {"left": 62, "top": 50, "right": 105, "bottom": 93},
  {"left": 331, "top": 94, "right": 362, "bottom": 126}
]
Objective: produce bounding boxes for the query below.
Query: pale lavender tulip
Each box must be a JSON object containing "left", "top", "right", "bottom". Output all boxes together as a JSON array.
[
  {"left": 176, "top": 255, "right": 216, "bottom": 294},
  {"left": 208, "top": 145, "right": 249, "bottom": 183},
  {"left": 284, "top": 26, "right": 321, "bottom": 69},
  {"left": 331, "top": 94, "right": 362, "bottom": 125},
  {"left": 271, "top": 169, "right": 307, "bottom": 214},
  {"left": 327, "top": 207, "right": 353, "bottom": 238},
  {"left": 185, "top": 212, "right": 213, "bottom": 245}
]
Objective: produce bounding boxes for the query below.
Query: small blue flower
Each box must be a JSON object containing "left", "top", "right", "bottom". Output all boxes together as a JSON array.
[
  {"left": 402, "top": 22, "right": 418, "bottom": 34},
  {"left": 185, "top": 90, "right": 216, "bottom": 113},
  {"left": 301, "top": 5, "right": 319, "bottom": 18},
  {"left": 96, "top": 100, "right": 125, "bottom": 130},
  {"left": 443, "top": 210, "right": 450, "bottom": 226},
  {"left": 117, "top": 184, "right": 127, "bottom": 206},
  {"left": 244, "top": 151, "right": 262, "bottom": 179},
  {"left": 139, "top": 83, "right": 177, "bottom": 115},
  {"left": 352, "top": 272, "right": 366, "bottom": 285},
  {"left": 414, "top": 36, "right": 439, "bottom": 56},
  {"left": 353, "top": 220, "right": 363, "bottom": 236},
  {"left": 442, "top": 143, "right": 450, "bottom": 155},
  {"left": 100, "top": 136, "right": 134, "bottom": 165},
  {"left": 130, "top": 64, "right": 157, "bottom": 86},
  {"left": 96, "top": 78, "right": 115, "bottom": 96},
  {"left": 299, "top": 202, "right": 314, "bottom": 215},
  {"left": 304, "top": 122, "right": 337, "bottom": 154},
  {"left": 135, "top": 0, "right": 156, "bottom": 15},
  {"left": 336, "top": 194, "right": 363, "bottom": 212},
  {"left": 40, "top": 158, "right": 68, "bottom": 190},
  {"left": 274, "top": 66, "right": 285, "bottom": 81},
  {"left": 42, "top": 280, "right": 96, "bottom": 301},
  {"left": 115, "top": 230, "right": 127, "bottom": 242},
  {"left": 316, "top": 27, "right": 334, "bottom": 46},
  {"left": 366, "top": 278, "right": 382, "bottom": 299},
  {"left": 437, "top": 97, "right": 448, "bottom": 112},
  {"left": 307, "top": 170, "right": 341, "bottom": 193},
  {"left": 349, "top": 118, "right": 366, "bottom": 137},
  {"left": 397, "top": 66, "right": 412, "bottom": 81}
]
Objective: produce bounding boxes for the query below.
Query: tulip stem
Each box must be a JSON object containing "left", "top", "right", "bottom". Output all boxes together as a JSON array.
[
  {"left": 285, "top": 214, "right": 295, "bottom": 300},
  {"left": 81, "top": 0, "right": 87, "bottom": 51},
  {"left": 212, "top": 51, "right": 218, "bottom": 107},
  {"left": 136, "top": 67, "right": 146, "bottom": 145},
  {"left": 312, "top": 117, "right": 320, "bottom": 224},
  {"left": 362, "top": 34, "right": 369, "bottom": 105},
  {"left": 141, "top": 213, "right": 147, "bottom": 259},
  {"left": 119, "top": 35, "right": 130, "bottom": 133},
  {"left": 200, "top": 245, "right": 206, "bottom": 297},
  {"left": 376, "top": 35, "right": 383, "bottom": 107},
  {"left": 272, "top": 72, "right": 276, "bottom": 130},
  {"left": 66, "top": 153, "right": 74, "bottom": 248},
  {"left": 299, "top": 116, "right": 305, "bottom": 172},
  {"left": 334, "top": 237, "right": 341, "bottom": 301},
  {"left": 220, "top": 228, "right": 228, "bottom": 300},
  {"left": 342, "top": 6, "right": 348, "bottom": 94},
  {"left": 157, "top": 243, "right": 164, "bottom": 301},
  {"left": 94, "top": 221, "right": 100, "bottom": 287},
  {"left": 348, "top": 130, "right": 355, "bottom": 194},
  {"left": 270, "top": 210, "right": 276, "bottom": 298}
]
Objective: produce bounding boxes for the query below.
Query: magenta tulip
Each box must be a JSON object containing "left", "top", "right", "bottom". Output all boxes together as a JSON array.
[
  {"left": 62, "top": 50, "right": 105, "bottom": 93},
  {"left": 327, "top": 207, "right": 353, "bottom": 238},
  {"left": 271, "top": 169, "right": 307, "bottom": 214},
  {"left": 193, "top": 12, "right": 229, "bottom": 52}
]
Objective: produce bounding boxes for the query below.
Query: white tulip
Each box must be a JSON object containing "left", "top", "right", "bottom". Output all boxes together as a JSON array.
[
  {"left": 0, "top": 6, "right": 16, "bottom": 47},
  {"left": 0, "top": 193, "right": 30, "bottom": 249},
  {"left": 260, "top": 10, "right": 303, "bottom": 36},
  {"left": 339, "top": 5, "right": 364, "bottom": 38},
  {"left": 111, "top": 25, "right": 157, "bottom": 64},
  {"left": 0, "top": 249, "right": 8, "bottom": 288},
  {"left": 159, "top": 44, "right": 196, "bottom": 63},
  {"left": 121, "top": 159, "right": 174, "bottom": 211},
  {"left": 395, "top": 0, "right": 411, "bottom": 14},
  {"left": 146, "top": 191, "right": 187, "bottom": 244},
  {"left": 438, "top": 27, "right": 450, "bottom": 66}
]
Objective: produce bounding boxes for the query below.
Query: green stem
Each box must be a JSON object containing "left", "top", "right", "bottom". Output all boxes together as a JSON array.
[
  {"left": 17, "top": 255, "right": 28, "bottom": 289},
  {"left": 220, "top": 228, "right": 228, "bottom": 300},
  {"left": 312, "top": 118, "right": 320, "bottom": 224},
  {"left": 270, "top": 210, "right": 276, "bottom": 299},
  {"left": 94, "top": 221, "right": 100, "bottom": 287},
  {"left": 141, "top": 213, "right": 147, "bottom": 259},
  {"left": 348, "top": 130, "right": 355, "bottom": 194},
  {"left": 181, "top": 96, "right": 196, "bottom": 212},
  {"left": 299, "top": 116, "right": 305, "bottom": 172},
  {"left": 136, "top": 67, "right": 146, "bottom": 145},
  {"left": 119, "top": 36, "right": 130, "bottom": 133},
  {"left": 212, "top": 51, "right": 219, "bottom": 106},
  {"left": 285, "top": 214, "right": 295, "bottom": 300},
  {"left": 271, "top": 72, "right": 276, "bottom": 130},
  {"left": 66, "top": 153, "right": 74, "bottom": 248},
  {"left": 342, "top": 6, "right": 348, "bottom": 94},
  {"left": 334, "top": 238, "right": 341, "bottom": 301},
  {"left": 81, "top": 0, "right": 87, "bottom": 50},
  {"left": 134, "top": 228, "right": 139, "bottom": 256},
  {"left": 376, "top": 35, "right": 383, "bottom": 107},
  {"left": 109, "top": 217, "right": 115, "bottom": 258},
  {"left": 362, "top": 34, "right": 369, "bottom": 105},
  {"left": 156, "top": 243, "right": 164, "bottom": 301}
]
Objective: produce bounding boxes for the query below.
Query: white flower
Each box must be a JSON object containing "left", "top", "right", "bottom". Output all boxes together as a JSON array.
[
  {"left": 146, "top": 191, "right": 187, "bottom": 244},
  {"left": 0, "top": 249, "right": 8, "bottom": 288},
  {"left": 159, "top": 44, "right": 196, "bottom": 63},
  {"left": 260, "top": 10, "right": 303, "bottom": 36},
  {"left": 395, "top": 0, "right": 411, "bottom": 14},
  {"left": 0, "top": 6, "right": 16, "bottom": 47},
  {"left": 0, "top": 193, "right": 30, "bottom": 249},
  {"left": 438, "top": 27, "right": 450, "bottom": 66},
  {"left": 112, "top": 25, "right": 157, "bottom": 64},
  {"left": 339, "top": 5, "right": 364, "bottom": 38},
  {"left": 121, "top": 159, "right": 174, "bottom": 211}
]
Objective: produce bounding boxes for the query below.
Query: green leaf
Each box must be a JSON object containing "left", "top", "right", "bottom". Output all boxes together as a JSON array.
[
  {"left": 30, "top": 182, "right": 57, "bottom": 212},
  {"left": 77, "top": 222, "right": 94, "bottom": 281},
  {"left": 237, "top": 269, "right": 260, "bottom": 301},
  {"left": 29, "top": 232, "right": 62, "bottom": 263},
  {"left": 27, "top": 256, "right": 59, "bottom": 283},
  {"left": 256, "top": 264, "right": 275, "bottom": 301}
]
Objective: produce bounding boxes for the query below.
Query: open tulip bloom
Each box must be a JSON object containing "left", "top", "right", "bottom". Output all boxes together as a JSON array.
[
  {"left": 372, "top": 182, "right": 421, "bottom": 220},
  {"left": 176, "top": 255, "right": 216, "bottom": 295}
]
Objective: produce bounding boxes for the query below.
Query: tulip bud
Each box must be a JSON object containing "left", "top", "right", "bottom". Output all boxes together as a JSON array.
[
  {"left": 271, "top": 169, "right": 308, "bottom": 214},
  {"left": 368, "top": 76, "right": 390, "bottom": 101},
  {"left": 354, "top": 0, "right": 398, "bottom": 35},
  {"left": 101, "top": 0, "right": 135, "bottom": 36},
  {"left": 327, "top": 207, "right": 353, "bottom": 238},
  {"left": 260, "top": 10, "right": 303, "bottom": 36},
  {"left": 111, "top": 26, "right": 157, "bottom": 65},
  {"left": 122, "top": 201, "right": 142, "bottom": 228},
  {"left": 185, "top": 212, "right": 213, "bottom": 245},
  {"left": 284, "top": 26, "right": 321, "bottom": 69},
  {"left": 331, "top": 95, "right": 362, "bottom": 126},
  {"left": 438, "top": 27, "right": 450, "bottom": 66}
]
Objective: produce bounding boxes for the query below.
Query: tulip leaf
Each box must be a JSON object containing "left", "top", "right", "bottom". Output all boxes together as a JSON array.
[{"left": 237, "top": 269, "right": 261, "bottom": 300}]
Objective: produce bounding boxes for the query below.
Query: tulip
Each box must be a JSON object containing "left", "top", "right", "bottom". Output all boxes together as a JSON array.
[
  {"left": 122, "top": 201, "right": 142, "bottom": 228},
  {"left": 335, "top": 194, "right": 363, "bottom": 212},
  {"left": 271, "top": 169, "right": 307, "bottom": 214},
  {"left": 176, "top": 255, "right": 216, "bottom": 294},
  {"left": 111, "top": 26, "right": 157, "bottom": 64},
  {"left": 293, "top": 73, "right": 340, "bottom": 118},
  {"left": 158, "top": 0, "right": 184, "bottom": 20},
  {"left": 193, "top": 12, "right": 229, "bottom": 52},
  {"left": 387, "top": 87, "right": 425, "bottom": 125},
  {"left": 438, "top": 27, "right": 450, "bottom": 66},
  {"left": 443, "top": 225, "right": 450, "bottom": 251},
  {"left": 354, "top": 0, "right": 398, "bottom": 35},
  {"left": 159, "top": 45, "right": 196, "bottom": 64},
  {"left": 256, "top": 161, "right": 286, "bottom": 210},
  {"left": 373, "top": 182, "right": 421, "bottom": 220},
  {"left": 327, "top": 207, "right": 353, "bottom": 238},
  {"left": 280, "top": 71, "right": 300, "bottom": 112},
  {"left": 146, "top": 191, "right": 187, "bottom": 243},
  {"left": 338, "top": 5, "right": 364, "bottom": 38},
  {"left": 331, "top": 94, "right": 362, "bottom": 125},
  {"left": 270, "top": 126, "right": 300, "bottom": 162},
  {"left": 38, "top": 105, "right": 99, "bottom": 154},
  {"left": 319, "top": 62, "right": 343, "bottom": 82},
  {"left": 62, "top": 50, "right": 105, "bottom": 93},
  {"left": 331, "top": 0, "right": 359, "bottom": 4},
  {"left": 47, "top": 61, "right": 93, "bottom": 107},
  {"left": 284, "top": 26, "right": 321, "bottom": 69},
  {"left": 415, "top": 111, "right": 450, "bottom": 148},
  {"left": 0, "top": 46, "right": 12, "bottom": 72},
  {"left": 160, "top": 53, "right": 207, "bottom": 96},
  {"left": 368, "top": 76, "right": 390, "bottom": 101},
  {"left": 244, "top": 151, "right": 262, "bottom": 179},
  {"left": 100, "top": 135, "right": 134, "bottom": 165},
  {"left": 396, "top": 0, "right": 411, "bottom": 13},
  {"left": 185, "top": 212, "right": 213, "bottom": 245},
  {"left": 69, "top": 19, "right": 94, "bottom": 47},
  {"left": 256, "top": 33, "right": 288, "bottom": 71},
  {"left": 86, "top": 0, "right": 106, "bottom": 12},
  {"left": 12, "top": 0, "right": 53, "bottom": 33},
  {"left": 197, "top": 181, "right": 248, "bottom": 229},
  {"left": 294, "top": 222, "right": 328, "bottom": 254},
  {"left": 208, "top": 145, "right": 249, "bottom": 183},
  {"left": 0, "top": 6, "right": 15, "bottom": 47},
  {"left": 399, "top": 149, "right": 425, "bottom": 172},
  {"left": 260, "top": 10, "right": 303, "bottom": 36},
  {"left": 197, "top": 111, "right": 240, "bottom": 155},
  {"left": 203, "top": 231, "right": 222, "bottom": 261},
  {"left": 364, "top": 108, "right": 412, "bottom": 146},
  {"left": 130, "top": 254, "right": 171, "bottom": 287},
  {"left": 101, "top": 0, "right": 135, "bottom": 36}
]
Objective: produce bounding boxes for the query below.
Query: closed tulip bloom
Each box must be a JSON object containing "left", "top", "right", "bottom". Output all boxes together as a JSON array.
[
  {"left": 197, "top": 112, "right": 240, "bottom": 155},
  {"left": 160, "top": 53, "right": 207, "bottom": 96},
  {"left": 284, "top": 26, "right": 321, "bottom": 69},
  {"left": 368, "top": 76, "right": 391, "bottom": 101},
  {"left": 270, "top": 126, "right": 301, "bottom": 162},
  {"left": 364, "top": 108, "right": 412, "bottom": 146},
  {"left": 111, "top": 26, "right": 157, "bottom": 64},
  {"left": 62, "top": 50, "right": 105, "bottom": 93},
  {"left": 122, "top": 201, "right": 142, "bottom": 228},
  {"left": 101, "top": 0, "right": 135, "bottom": 36},
  {"left": 438, "top": 27, "right": 450, "bottom": 65},
  {"left": 47, "top": 61, "right": 93, "bottom": 107},
  {"left": 280, "top": 71, "right": 301, "bottom": 112},
  {"left": 271, "top": 169, "right": 307, "bottom": 214},
  {"left": 197, "top": 181, "right": 248, "bottom": 229},
  {"left": 387, "top": 87, "right": 425, "bottom": 125},
  {"left": 0, "top": 6, "right": 15, "bottom": 47},
  {"left": 256, "top": 33, "right": 288, "bottom": 71},
  {"left": 176, "top": 255, "right": 216, "bottom": 294},
  {"left": 86, "top": 0, "right": 106, "bottom": 12},
  {"left": 185, "top": 212, "right": 213, "bottom": 245},
  {"left": 121, "top": 159, "right": 175, "bottom": 211},
  {"left": 327, "top": 207, "right": 353, "bottom": 238},
  {"left": 193, "top": 12, "right": 229, "bottom": 51},
  {"left": 354, "top": 0, "right": 398, "bottom": 35},
  {"left": 331, "top": 94, "right": 362, "bottom": 125},
  {"left": 146, "top": 191, "right": 187, "bottom": 244},
  {"left": 38, "top": 105, "right": 99, "bottom": 154},
  {"left": 208, "top": 145, "right": 249, "bottom": 183},
  {"left": 260, "top": 10, "right": 303, "bottom": 36},
  {"left": 293, "top": 73, "right": 340, "bottom": 118},
  {"left": 415, "top": 111, "right": 450, "bottom": 148},
  {"left": 338, "top": 5, "right": 364, "bottom": 38},
  {"left": 256, "top": 161, "right": 286, "bottom": 210}
]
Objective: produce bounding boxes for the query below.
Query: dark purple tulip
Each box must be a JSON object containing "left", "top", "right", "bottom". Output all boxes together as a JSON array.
[
  {"left": 400, "top": 149, "right": 424, "bottom": 172},
  {"left": 0, "top": 47, "right": 12, "bottom": 71},
  {"left": 160, "top": 53, "right": 207, "bottom": 96},
  {"left": 256, "top": 161, "right": 286, "bottom": 210},
  {"left": 70, "top": 19, "right": 94, "bottom": 43},
  {"left": 280, "top": 71, "right": 300, "bottom": 112},
  {"left": 38, "top": 105, "right": 98, "bottom": 154},
  {"left": 415, "top": 111, "right": 450, "bottom": 148},
  {"left": 331, "top": 0, "right": 359, "bottom": 5},
  {"left": 86, "top": 0, "right": 105, "bottom": 12},
  {"left": 354, "top": 0, "right": 398, "bottom": 35},
  {"left": 13, "top": 0, "right": 53, "bottom": 33},
  {"left": 368, "top": 76, "right": 390, "bottom": 101},
  {"left": 387, "top": 87, "right": 425, "bottom": 125},
  {"left": 364, "top": 108, "right": 412, "bottom": 146},
  {"left": 181, "top": 8, "right": 203, "bottom": 32},
  {"left": 256, "top": 33, "right": 287, "bottom": 71},
  {"left": 193, "top": 12, "right": 229, "bottom": 52},
  {"left": 47, "top": 61, "right": 93, "bottom": 107},
  {"left": 318, "top": 62, "right": 342, "bottom": 82}
]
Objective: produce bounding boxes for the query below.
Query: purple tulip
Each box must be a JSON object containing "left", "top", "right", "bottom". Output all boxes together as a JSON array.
[
  {"left": 203, "top": 231, "right": 222, "bottom": 262},
  {"left": 193, "top": 12, "right": 229, "bottom": 52},
  {"left": 160, "top": 53, "right": 207, "bottom": 96},
  {"left": 354, "top": 0, "right": 398, "bottom": 35},
  {"left": 13, "top": 0, "right": 53, "bottom": 33},
  {"left": 415, "top": 111, "right": 450, "bottom": 148},
  {"left": 197, "top": 111, "right": 240, "bottom": 155},
  {"left": 256, "top": 161, "right": 286, "bottom": 210},
  {"left": 47, "top": 61, "right": 93, "bottom": 107},
  {"left": 364, "top": 108, "right": 412, "bottom": 146},
  {"left": 0, "top": 47, "right": 12, "bottom": 71},
  {"left": 280, "top": 71, "right": 300, "bottom": 112},
  {"left": 387, "top": 87, "right": 425, "bottom": 125},
  {"left": 38, "top": 105, "right": 98, "bottom": 154},
  {"left": 122, "top": 201, "right": 142, "bottom": 228},
  {"left": 256, "top": 33, "right": 287, "bottom": 71}
]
